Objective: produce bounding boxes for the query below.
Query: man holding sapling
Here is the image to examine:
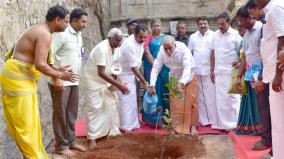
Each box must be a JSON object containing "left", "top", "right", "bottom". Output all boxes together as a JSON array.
[{"left": 147, "top": 36, "right": 198, "bottom": 135}]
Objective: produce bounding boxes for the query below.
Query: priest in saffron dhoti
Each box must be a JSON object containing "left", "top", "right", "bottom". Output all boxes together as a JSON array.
[
  {"left": 0, "top": 5, "right": 77, "bottom": 159},
  {"left": 147, "top": 36, "right": 198, "bottom": 135}
]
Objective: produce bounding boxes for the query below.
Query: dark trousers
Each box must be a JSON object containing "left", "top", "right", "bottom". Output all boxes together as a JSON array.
[
  {"left": 256, "top": 83, "right": 272, "bottom": 146},
  {"left": 49, "top": 84, "right": 79, "bottom": 151}
]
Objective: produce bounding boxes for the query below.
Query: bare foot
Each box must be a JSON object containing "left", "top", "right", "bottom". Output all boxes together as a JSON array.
[
  {"left": 124, "top": 130, "right": 133, "bottom": 134},
  {"left": 57, "top": 149, "right": 76, "bottom": 157},
  {"left": 191, "top": 126, "right": 198, "bottom": 136},
  {"left": 89, "top": 139, "right": 97, "bottom": 151},
  {"left": 70, "top": 143, "right": 87, "bottom": 152}
]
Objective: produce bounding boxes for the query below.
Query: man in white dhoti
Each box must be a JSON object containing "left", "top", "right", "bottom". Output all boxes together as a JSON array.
[
  {"left": 255, "top": 0, "right": 284, "bottom": 158},
  {"left": 83, "top": 28, "right": 130, "bottom": 150},
  {"left": 118, "top": 24, "right": 148, "bottom": 133},
  {"left": 147, "top": 36, "right": 198, "bottom": 135},
  {"left": 210, "top": 12, "right": 242, "bottom": 130},
  {"left": 188, "top": 16, "right": 217, "bottom": 127}
]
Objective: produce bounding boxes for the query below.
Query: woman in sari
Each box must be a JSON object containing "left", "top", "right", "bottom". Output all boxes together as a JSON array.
[
  {"left": 234, "top": 51, "right": 262, "bottom": 135},
  {"left": 233, "top": 7, "right": 263, "bottom": 135},
  {"left": 141, "top": 18, "right": 169, "bottom": 127}
]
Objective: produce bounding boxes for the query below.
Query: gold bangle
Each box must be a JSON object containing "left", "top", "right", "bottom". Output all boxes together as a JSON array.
[{"left": 144, "top": 81, "right": 149, "bottom": 87}]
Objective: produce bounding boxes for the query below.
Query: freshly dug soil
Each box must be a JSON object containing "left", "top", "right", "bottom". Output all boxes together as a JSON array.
[{"left": 78, "top": 134, "right": 206, "bottom": 159}]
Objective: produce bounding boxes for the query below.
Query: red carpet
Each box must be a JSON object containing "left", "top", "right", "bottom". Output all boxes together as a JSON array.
[
  {"left": 75, "top": 117, "right": 270, "bottom": 159},
  {"left": 229, "top": 132, "right": 271, "bottom": 159}
]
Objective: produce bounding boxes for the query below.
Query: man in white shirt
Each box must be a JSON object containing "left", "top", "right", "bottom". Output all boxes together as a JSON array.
[
  {"left": 49, "top": 8, "right": 88, "bottom": 156},
  {"left": 210, "top": 12, "right": 242, "bottom": 130},
  {"left": 147, "top": 36, "right": 198, "bottom": 135},
  {"left": 83, "top": 28, "right": 130, "bottom": 150},
  {"left": 118, "top": 24, "right": 148, "bottom": 133},
  {"left": 255, "top": 0, "right": 284, "bottom": 158},
  {"left": 188, "top": 16, "right": 217, "bottom": 128},
  {"left": 237, "top": 4, "right": 273, "bottom": 151}
]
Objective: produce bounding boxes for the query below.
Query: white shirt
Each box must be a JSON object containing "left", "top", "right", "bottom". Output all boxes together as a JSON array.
[
  {"left": 150, "top": 41, "right": 195, "bottom": 86},
  {"left": 212, "top": 27, "right": 242, "bottom": 75},
  {"left": 243, "top": 21, "right": 263, "bottom": 64},
  {"left": 83, "top": 39, "right": 120, "bottom": 91},
  {"left": 119, "top": 34, "right": 144, "bottom": 74},
  {"left": 261, "top": 0, "right": 284, "bottom": 83},
  {"left": 188, "top": 30, "right": 214, "bottom": 75},
  {"left": 49, "top": 26, "right": 82, "bottom": 86}
]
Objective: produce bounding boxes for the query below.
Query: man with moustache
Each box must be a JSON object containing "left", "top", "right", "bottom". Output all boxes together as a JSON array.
[
  {"left": 49, "top": 8, "right": 88, "bottom": 156},
  {"left": 188, "top": 16, "right": 217, "bottom": 128},
  {"left": 253, "top": 0, "right": 284, "bottom": 158},
  {"left": 175, "top": 21, "right": 190, "bottom": 47},
  {"left": 210, "top": 12, "right": 242, "bottom": 130},
  {"left": 118, "top": 24, "right": 148, "bottom": 133}
]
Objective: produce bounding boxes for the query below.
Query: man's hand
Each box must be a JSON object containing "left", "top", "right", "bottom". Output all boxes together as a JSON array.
[
  {"left": 210, "top": 71, "right": 215, "bottom": 83},
  {"left": 108, "top": 85, "right": 118, "bottom": 91},
  {"left": 58, "top": 65, "right": 72, "bottom": 72},
  {"left": 232, "top": 59, "right": 241, "bottom": 68},
  {"left": 53, "top": 78, "right": 64, "bottom": 91},
  {"left": 177, "top": 83, "right": 185, "bottom": 93},
  {"left": 60, "top": 71, "right": 78, "bottom": 82},
  {"left": 147, "top": 86, "right": 156, "bottom": 96},
  {"left": 255, "top": 80, "right": 265, "bottom": 94},
  {"left": 57, "top": 65, "right": 79, "bottom": 82},
  {"left": 278, "top": 49, "right": 284, "bottom": 71},
  {"left": 117, "top": 84, "right": 130, "bottom": 95},
  {"left": 235, "top": 77, "right": 242, "bottom": 90},
  {"left": 272, "top": 74, "right": 283, "bottom": 92}
]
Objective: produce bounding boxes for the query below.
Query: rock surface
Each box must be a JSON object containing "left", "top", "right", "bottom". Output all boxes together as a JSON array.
[{"left": 0, "top": 0, "right": 106, "bottom": 158}]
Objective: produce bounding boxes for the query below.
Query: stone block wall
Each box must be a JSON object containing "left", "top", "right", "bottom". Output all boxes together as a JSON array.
[{"left": 0, "top": 0, "right": 107, "bottom": 158}]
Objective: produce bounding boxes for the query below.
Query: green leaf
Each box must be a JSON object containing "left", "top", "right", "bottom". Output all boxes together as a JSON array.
[{"left": 165, "top": 109, "right": 170, "bottom": 115}]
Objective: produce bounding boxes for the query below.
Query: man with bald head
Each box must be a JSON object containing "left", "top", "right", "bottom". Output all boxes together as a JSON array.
[
  {"left": 83, "top": 28, "right": 130, "bottom": 150},
  {"left": 147, "top": 36, "right": 198, "bottom": 135}
]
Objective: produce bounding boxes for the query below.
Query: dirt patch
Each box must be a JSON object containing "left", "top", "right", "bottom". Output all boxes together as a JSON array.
[{"left": 77, "top": 134, "right": 206, "bottom": 159}]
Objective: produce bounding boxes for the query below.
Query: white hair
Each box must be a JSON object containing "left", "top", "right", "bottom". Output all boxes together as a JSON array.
[
  {"left": 163, "top": 35, "right": 175, "bottom": 45},
  {"left": 107, "top": 28, "right": 122, "bottom": 38}
]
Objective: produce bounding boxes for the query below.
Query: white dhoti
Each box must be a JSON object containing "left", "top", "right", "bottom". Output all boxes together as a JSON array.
[
  {"left": 118, "top": 74, "right": 140, "bottom": 131},
  {"left": 269, "top": 78, "right": 284, "bottom": 159},
  {"left": 197, "top": 75, "right": 218, "bottom": 126},
  {"left": 214, "top": 74, "right": 240, "bottom": 130},
  {"left": 85, "top": 88, "right": 121, "bottom": 140}
]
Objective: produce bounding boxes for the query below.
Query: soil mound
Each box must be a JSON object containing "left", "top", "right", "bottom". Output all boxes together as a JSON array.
[{"left": 78, "top": 134, "right": 206, "bottom": 159}]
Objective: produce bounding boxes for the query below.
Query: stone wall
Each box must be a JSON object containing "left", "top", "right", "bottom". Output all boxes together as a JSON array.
[
  {"left": 110, "top": 0, "right": 245, "bottom": 33},
  {"left": 0, "top": 0, "right": 108, "bottom": 158},
  {"left": 0, "top": 0, "right": 245, "bottom": 158}
]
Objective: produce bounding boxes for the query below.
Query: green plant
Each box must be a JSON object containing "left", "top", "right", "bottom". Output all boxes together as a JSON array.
[
  {"left": 159, "top": 108, "right": 178, "bottom": 159},
  {"left": 164, "top": 76, "right": 183, "bottom": 100},
  {"left": 154, "top": 77, "right": 184, "bottom": 159}
]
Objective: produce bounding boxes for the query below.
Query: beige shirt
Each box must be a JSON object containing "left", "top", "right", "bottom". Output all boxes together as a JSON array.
[
  {"left": 49, "top": 25, "right": 82, "bottom": 86},
  {"left": 83, "top": 39, "right": 121, "bottom": 91}
]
